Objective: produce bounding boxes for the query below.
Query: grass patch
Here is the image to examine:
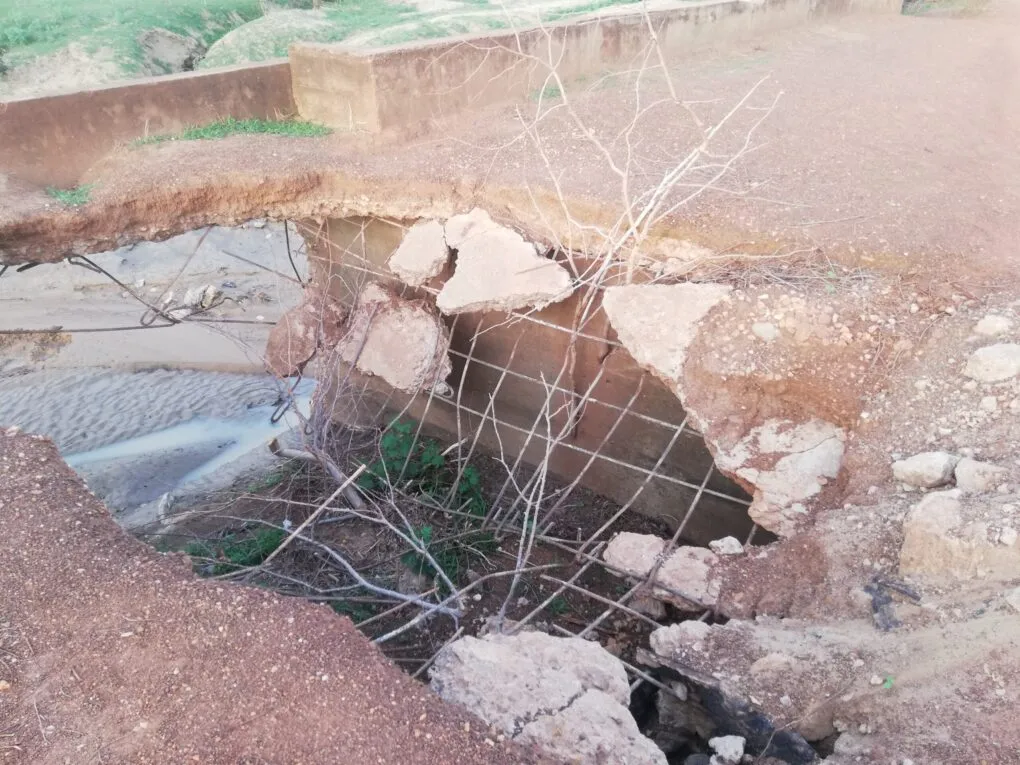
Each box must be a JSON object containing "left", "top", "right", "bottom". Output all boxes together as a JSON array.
[
  {"left": 45, "top": 184, "right": 94, "bottom": 206},
  {"left": 186, "top": 527, "right": 286, "bottom": 576},
  {"left": 0, "top": 0, "right": 264, "bottom": 71},
  {"left": 137, "top": 116, "right": 331, "bottom": 144},
  {"left": 359, "top": 419, "right": 495, "bottom": 589}
]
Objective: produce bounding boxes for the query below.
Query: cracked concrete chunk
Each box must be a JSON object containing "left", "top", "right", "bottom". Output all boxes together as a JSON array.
[
  {"left": 436, "top": 208, "right": 573, "bottom": 314},
  {"left": 602, "top": 284, "right": 732, "bottom": 385},
  {"left": 430, "top": 631, "right": 664, "bottom": 765},
  {"left": 603, "top": 532, "right": 720, "bottom": 609},
  {"left": 892, "top": 451, "right": 959, "bottom": 489},
  {"left": 964, "top": 343, "right": 1020, "bottom": 382},
  {"left": 265, "top": 285, "right": 347, "bottom": 377},
  {"left": 715, "top": 419, "right": 845, "bottom": 537},
  {"left": 650, "top": 621, "right": 712, "bottom": 660},
  {"left": 387, "top": 219, "right": 449, "bottom": 287},
  {"left": 335, "top": 283, "right": 451, "bottom": 393},
  {"left": 954, "top": 457, "right": 1007, "bottom": 494}
]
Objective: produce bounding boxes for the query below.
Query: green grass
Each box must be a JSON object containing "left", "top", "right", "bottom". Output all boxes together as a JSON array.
[
  {"left": 45, "top": 184, "right": 94, "bottom": 206},
  {"left": 136, "top": 116, "right": 331, "bottom": 144},
  {"left": 0, "top": 0, "right": 266, "bottom": 71},
  {"left": 186, "top": 527, "right": 286, "bottom": 576}
]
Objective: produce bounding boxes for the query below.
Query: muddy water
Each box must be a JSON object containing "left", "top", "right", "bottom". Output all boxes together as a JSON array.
[{"left": 0, "top": 222, "right": 312, "bottom": 529}]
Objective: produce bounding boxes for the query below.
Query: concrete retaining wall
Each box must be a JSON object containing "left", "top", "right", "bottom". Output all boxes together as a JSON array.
[
  {"left": 292, "top": 0, "right": 901, "bottom": 134},
  {"left": 0, "top": 62, "right": 294, "bottom": 188}
]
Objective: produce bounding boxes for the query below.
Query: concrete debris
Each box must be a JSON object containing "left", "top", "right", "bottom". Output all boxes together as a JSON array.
[
  {"left": 181, "top": 283, "right": 221, "bottom": 310},
  {"left": 891, "top": 451, "right": 959, "bottom": 489},
  {"left": 649, "top": 622, "right": 712, "bottom": 660},
  {"left": 714, "top": 419, "right": 845, "bottom": 537},
  {"left": 265, "top": 285, "right": 347, "bottom": 377},
  {"left": 603, "top": 532, "right": 721, "bottom": 609},
  {"left": 954, "top": 457, "right": 1007, "bottom": 494},
  {"left": 430, "top": 631, "right": 665, "bottom": 765},
  {"left": 899, "top": 490, "right": 1020, "bottom": 580},
  {"left": 708, "top": 735, "right": 746, "bottom": 765},
  {"left": 436, "top": 208, "right": 573, "bottom": 314},
  {"left": 602, "top": 284, "right": 732, "bottom": 388},
  {"left": 336, "top": 283, "right": 451, "bottom": 393},
  {"left": 973, "top": 314, "right": 1013, "bottom": 336},
  {"left": 708, "top": 536, "right": 744, "bottom": 556},
  {"left": 387, "top": 219, "right": 449, "bottom": 286},
  {"left": 630, "top": 593, "right": 668, "bottom": 620},
  {"left": 963, "top": 343, "right": 1020, "bottom": 382},
  {"left": 1005, "top": 588, "right": 1020, "bottom": 614}
]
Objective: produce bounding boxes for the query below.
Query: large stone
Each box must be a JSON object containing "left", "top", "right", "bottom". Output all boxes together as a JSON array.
[
  {"left": 973, "top": 315, "right": 1013, "bottom": 336},
  {"left": 602, "top": 283, "right": 732, "bottom": 386},
  {"left": 891, "top": 451, "right": 959, "bottom": 489},
  {"left": 899, "top": 490, "right": 1020, "bottom": 579},
  {"left": 430, "top": 632, "right": 665, "bottom": 765},
  {"left": 714, "top": 419, "right": 845, "bottom": 537},
  {"left": 335, "top": 283, "right": 451, "bottom": 392},
  {"left": 603, "top": 532, "right": 720, "bottom": 609},
  {"left": 963, "top": 343, "right": 1020, "bottom": 382},
  {"left": 265, "top": 285, "right": 347, "bottom": 377},
  {"left": 954, "top": 457, "right": 1008, "bottom": 494},
  {"left": 387, "top": 219, "right": 449, "bottom": 286},
  {"left": 436, "top": 209, "right": 573, "bottom": 314}
]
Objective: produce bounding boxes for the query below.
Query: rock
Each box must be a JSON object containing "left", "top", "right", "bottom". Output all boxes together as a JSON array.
[
  {"left": 387, "top": 219, "right": 449, "bottom": 286},
  {"left": 603, "top": 533, "right": 720, "bottom": 609},
  {"left": 963, "top": 344, "right": 1020, "bottom": 382},
  {"left": 658, "top": 547, "right": 721, "bottom": 609},
  {"left": 650, "top": 621, "right": 712, "bottom": 660},
  {"left": 708, "top": 536, "right": 743, "bottom": 556},
  {"left": 265, "top": 285, "right": 347, "bottom": 377},
  {"left": 182, "top": 284, "right": 221, "bottom": 310},
  {"left": 891, "top": 451, "right": 959, "bottom": 488},
  {"left": 974, "top": 315, "right": 1013, "bottom": 336},
  {"left": 999, "top": 527, "right": 1018, "bottom": 547},
  {"left": 714, "top": 419, "right": 845, "bottom": 537},
  {"left": 336, "top": 283, "right": 452, "bottom": 393},
  {"left": 436, "top": 209, "right": 573, "bottom": 314},
  {"left": 430, "top": 632, "right": 665, "bottom": 765},
  {"left": 603, "top": 531, "right": 665, "bottom": 576},
  {"left": 954, "top": 457, "right": 1007, "bottom": 493},
  {"left": 1005, "top": 587, "right": 1020, "bottom": 613},
  {"left": 137, "top": 28, "right": 204, "bottom": 75},
  {"left": 602, "top": 283, "right": 732, "bottom": 384},
  {"left": 749, "top": 652, "right": 797, "bottom": 680},
  {"left": 900, "top": 490, "right": 1020, "bottom": 580},
  {"left": 709, "top": 735, "right": 746, "bottom": 765},
  {"left": 751, "top": 322, "right": 780, "bottom": 342}
]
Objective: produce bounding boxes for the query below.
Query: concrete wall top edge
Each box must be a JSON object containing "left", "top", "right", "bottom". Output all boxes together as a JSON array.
[{"left": 0, "top": 59, "right": 291, "bottom": 106}]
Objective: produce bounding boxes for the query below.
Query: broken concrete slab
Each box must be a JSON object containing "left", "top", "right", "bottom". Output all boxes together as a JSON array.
[
  {"left": 335, "top": 282, "right": 451, "bottom": 393},
  {"left": 963, "top": 343, "right": 1020, "bottom": 382},
  {"left": 601, "top": 283, "right": 733, "bottom": 389},
  {"left": 602, "top": 532, "right": 721, "bottom": 610},
  {"left": 892, "top": 451, "right": 959, "bottom": 489},
  {"left": 436, "top": 208, "right": 573, "bottom": 314},
  {"left": 430, "top": 631, "right": 665, "bottom": 765},
  {"left": 265, "top": 285, "right": 348, "bottom": 377},
  {"left": 899, "top": 489, "right": 1020, "bottom": 579},
  {"left": 714, "top": 419, "right": 845, "bottom": 537},
  {"left": 387, "top": 219, "right": 449, "bottom": 286}
]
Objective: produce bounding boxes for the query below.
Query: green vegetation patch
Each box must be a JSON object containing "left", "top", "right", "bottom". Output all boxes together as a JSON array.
[
  {"left": 186, "top": 527, "right": 286, "bottom": 576},
  {"left": 137, "top": 116, "right": 331, "bottom": 144},
  {"left": 45, "top": 184, "right": 94, "bottom": 206}
]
